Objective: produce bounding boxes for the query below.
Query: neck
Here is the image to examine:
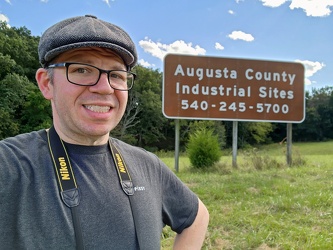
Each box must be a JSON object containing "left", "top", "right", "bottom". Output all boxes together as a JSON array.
[{"left": 51, "top": 126, "right": 110, "bottom": 146}]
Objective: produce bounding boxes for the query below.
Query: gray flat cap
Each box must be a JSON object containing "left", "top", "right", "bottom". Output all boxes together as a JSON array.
[{"left": 38, "top": 15, "right": 137, "bottom": 69}]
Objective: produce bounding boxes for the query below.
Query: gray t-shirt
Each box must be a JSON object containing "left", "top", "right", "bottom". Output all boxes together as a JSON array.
[{"left": 0, "top": 130, "right": 198, "bottom": 249}]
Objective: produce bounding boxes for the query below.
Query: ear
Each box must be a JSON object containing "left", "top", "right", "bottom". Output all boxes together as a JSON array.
[{"left": 36, "top": 68, "right": 53, "bottom": 100}]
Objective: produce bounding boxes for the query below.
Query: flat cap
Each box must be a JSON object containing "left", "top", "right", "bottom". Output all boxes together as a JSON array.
[{"left": 38, "top": 15, "right": 137, "bottom": 69}]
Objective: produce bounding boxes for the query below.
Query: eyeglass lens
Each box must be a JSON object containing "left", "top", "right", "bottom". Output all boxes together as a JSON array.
[{"left": 67, "top": 63, "right": 134, "bottom": 90}]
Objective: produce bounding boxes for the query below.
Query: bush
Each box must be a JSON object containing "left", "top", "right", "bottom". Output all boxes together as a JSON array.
[{"left": 187, "top": 128, "right": 221, "bottom": 169}]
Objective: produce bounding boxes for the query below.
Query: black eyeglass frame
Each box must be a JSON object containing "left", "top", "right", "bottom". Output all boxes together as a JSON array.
[{"left": 47, "top": 62, "right": 136, "bottom": 91}]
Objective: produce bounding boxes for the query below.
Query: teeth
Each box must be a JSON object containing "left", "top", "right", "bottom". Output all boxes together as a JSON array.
[{"left": 85, "top": 105, "right": 110, "bottom": 113}]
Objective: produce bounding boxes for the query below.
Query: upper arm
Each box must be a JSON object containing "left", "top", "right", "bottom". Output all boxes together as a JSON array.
[{"left": 173, "top": 198, "right": 209, "bottom": 250}]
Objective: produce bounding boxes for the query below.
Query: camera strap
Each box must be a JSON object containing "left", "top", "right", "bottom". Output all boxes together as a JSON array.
[{"left": 47, "top": 126, "right": 142, "bottom": 249}]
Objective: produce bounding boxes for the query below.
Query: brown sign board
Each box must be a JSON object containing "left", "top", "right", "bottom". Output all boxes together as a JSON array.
[{"left": 163, "top": 54, "right": 305, "bottom": 123}]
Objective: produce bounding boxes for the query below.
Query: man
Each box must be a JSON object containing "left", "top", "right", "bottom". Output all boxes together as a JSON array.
[{"left": 0, "top": 15, "right": 209, "bottom": 249}]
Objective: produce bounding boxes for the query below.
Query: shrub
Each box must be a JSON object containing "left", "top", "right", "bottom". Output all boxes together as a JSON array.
[{"left": 187, "top": 128, "right": 221, "bottom": 169}]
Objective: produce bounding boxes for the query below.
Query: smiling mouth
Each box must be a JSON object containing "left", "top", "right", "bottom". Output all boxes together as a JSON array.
[{"left": 84, "top": 105, "right": 111, "bottom": 113}]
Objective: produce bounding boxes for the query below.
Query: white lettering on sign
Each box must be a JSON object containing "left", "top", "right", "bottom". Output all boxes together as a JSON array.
[
  {"left": 245, "top": 69, "right": 296, "bottom": 85},
  {"left": 176, "top": 82, "right": 251, "bottom": 97},
  {"left": 259, "top": 87, "right": 294, "bottom": 99},
  {"left": 174, "top": 64, "right": 237, "bottom": 81},
  {"left": 174, "top": 64, "right": 297, "bottom": 86}
]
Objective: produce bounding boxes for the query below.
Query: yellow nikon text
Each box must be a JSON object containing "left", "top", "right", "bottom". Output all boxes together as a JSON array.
[
  {"left": 115, "top": 153, "right": 126, "bottom": 173},
  {"left": 58, "top": 157, "right": 70, "bottom": 180}
]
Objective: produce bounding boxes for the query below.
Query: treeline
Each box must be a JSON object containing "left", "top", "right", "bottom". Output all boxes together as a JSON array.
[{"left": 1, "top": 22, "right": 332, "bottom": 151}]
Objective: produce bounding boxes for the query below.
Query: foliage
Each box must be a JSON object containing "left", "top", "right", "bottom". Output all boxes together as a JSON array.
[
  {"left": 0, "top": 22, "right": 52, "bottom": 138},
  {"left": 125, "top": 65, "right": 172, "bottom": 149},
  {"left": 19, "top": 87, "right": 52, "bottom": 133},
  {"left": 186, "top": 128, "right": 221, "bottom": 168},
  {"left": 0, "top": 73, "right": 30, "bottom": 139},
  {"left": 304, "top": 87, "right": 333, "bottom": 140},
  {"left": 0, "top": 53, "right": 16, "bottom": 79},
  {"left": 0, "top": 108, "right": 20, "bottom": 139},
  {"left": 0, "top": 22, "right": 40, "bottom": 81},
  {"left": 187, "top": 120, "right": 226, "bottom": 149},
  {"left": 0, "top": 73, "right": 28, "bottom": 112},
  {"left": 242, "top": 122, "right": 273, "bottom": 144},
  {"left": 225, "top": 121, "right": 273, "bottom": 149},
  {"left": 273, "top": 86, "right": 333, "bottom": 143},
  {"left": 112, "top": 85, "right": 141, "bottom": 144}
]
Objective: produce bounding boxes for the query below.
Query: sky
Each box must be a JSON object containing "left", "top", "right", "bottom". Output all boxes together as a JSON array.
[{"left": 0, "top": 0, "right": 332, "bottom": 91}]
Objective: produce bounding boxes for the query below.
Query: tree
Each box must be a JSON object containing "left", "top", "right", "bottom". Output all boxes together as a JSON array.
[
  {"left": 293, "top": 87, "right": 333, "bottom": 141},
  {"left": 0, "top": 73, "right": 31, "bottom": 139},
  {"left": 0, "top": 108, "right": 20, "bottom": 139},
  {"left": 224, "top": 121, "right": 273, "bottom": 148},
  {"left": 0, "top": 22, "right": 51, "bottom": 138},
  {"left": 0, "top": 53, "right": 16, "bottom": 79},
  {"left": 241, "top": 122, "right": 273, "bottom": 145},
  {"left": 19, "top": 87, "right": 52, "bottom": 133},
  {"left": 127, "top": 65, "right": 170, "bottom": 149},
  {"left": 112, "top": 89, "right": 141, "bottom": 144},
  {"left": 0, "top": 22, "right": 40, "bottom": 81}
]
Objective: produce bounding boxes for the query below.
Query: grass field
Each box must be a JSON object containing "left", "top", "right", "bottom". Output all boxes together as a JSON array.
[{"left": 159, "top": 141, "right": 333, "bottom": 249}]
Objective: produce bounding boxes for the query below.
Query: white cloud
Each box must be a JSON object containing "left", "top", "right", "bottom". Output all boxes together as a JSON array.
[
  {"left": 228, "top": 10, "right": 235, "bottom": 15},
  {"left": 290, "top": 0, "right": 333, "bottom": 17},
  {"left": 102, "top": 0, "right": 110, "bottom": 7},
  {"left": 102, "top": 0, "right": 115, "bottom": 7},
  {"left": 260, "top": 0, "right": 333, "bottom": 17},
  {"left": 0, "top": 14, "right": 10, "bottom": 25},
  {"left": 260, "top": 0, "right": 288, "bottom": 8},
  {"left": 138, "top": 59, "right": 154, "bottom": 68},
  {"left": 295, "top": 59, "right": 325, "bottom": 85},
  {"left": 228, "top": 31, "right": 254, "bottom": 42},
  {"left": 139, "top": 38, "right": 206, "bottom": 60},
  {"left": 4, "top": 0, "right": 11, "bottom": 4},
  {"left": 215, "top": 42, "right": 225, "bottom": 50}
]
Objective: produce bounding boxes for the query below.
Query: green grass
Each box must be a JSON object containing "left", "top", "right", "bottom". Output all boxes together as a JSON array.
[{"left": 159, "top": 141, "right": 333, "bottom": 249}]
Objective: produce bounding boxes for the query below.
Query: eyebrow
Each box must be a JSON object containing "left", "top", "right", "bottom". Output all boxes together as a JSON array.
[{"left": 60, "top": 60, "right": 127, "bottom": 71}]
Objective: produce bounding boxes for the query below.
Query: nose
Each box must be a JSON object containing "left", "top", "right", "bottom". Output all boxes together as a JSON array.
[{"left": 89, "top": 72, "right": 114, "bottom": 94}]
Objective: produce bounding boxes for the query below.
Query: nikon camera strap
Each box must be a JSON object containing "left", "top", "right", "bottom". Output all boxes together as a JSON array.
[{"left": 47, "top": 126, "right": 142, "bottom": 250}]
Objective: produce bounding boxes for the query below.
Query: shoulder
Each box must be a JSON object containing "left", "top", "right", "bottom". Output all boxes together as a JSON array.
[
  {"left": 0, "top": 130, "right": 48, "bottom": 153},
  {"left": 0, "top": 130, "right": 48, "bottom": 163},
  {"left": 0, "top": 130, "right": 50, "bottom": 188}
]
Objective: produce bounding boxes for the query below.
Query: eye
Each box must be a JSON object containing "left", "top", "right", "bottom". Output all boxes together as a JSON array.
[
  {"left": 69, "top": 64, "right": 94, "bottom": 75},
  {"left": 75, "top": 66, "right": 92, "bottom": 74},
  {"left": 110, "top": 71, "right": 126, "bottom": 81},
  {"left": 77, "top": 67, "right": 88, "bottom": 74}
]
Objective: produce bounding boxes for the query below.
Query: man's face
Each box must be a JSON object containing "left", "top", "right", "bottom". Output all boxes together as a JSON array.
[{"left": 45, "top": 47, "right": 128, "bottom": 145}]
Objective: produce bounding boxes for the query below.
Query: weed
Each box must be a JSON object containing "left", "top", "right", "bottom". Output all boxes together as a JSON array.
[{"left": 242, "top": 148, "right": 285, "bottom": 170}]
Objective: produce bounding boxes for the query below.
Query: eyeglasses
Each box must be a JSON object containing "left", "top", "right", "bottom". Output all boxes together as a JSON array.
[{"left": 47, "top": 62, "right": 136, "bottom": 91}]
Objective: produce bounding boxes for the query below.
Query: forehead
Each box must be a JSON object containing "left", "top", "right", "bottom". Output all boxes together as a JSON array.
[{"left": 55, "top": 47, "right": 126, "bottom": 67}]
